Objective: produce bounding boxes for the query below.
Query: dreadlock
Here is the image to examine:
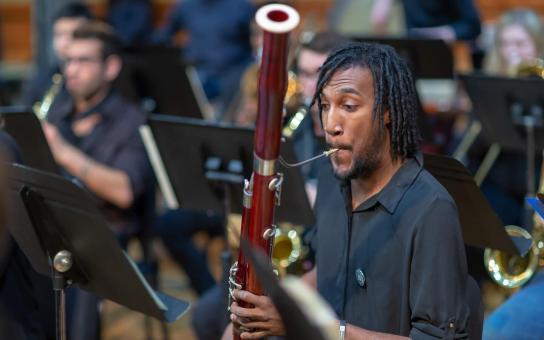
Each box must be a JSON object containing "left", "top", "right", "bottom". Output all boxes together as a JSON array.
[{"left": 311, "top": 42, "right": 421, "bottom": 160}]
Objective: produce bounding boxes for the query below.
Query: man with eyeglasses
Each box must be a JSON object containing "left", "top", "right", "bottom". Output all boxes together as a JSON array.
[
  {"left": 44, "top": 20, "right": 153, "bottom": 245},
  {"left": 42, "top": 22, "right": 154, "bottom": 339},
  {"left": 23, "top": 3, "right": 93, "bottom": 107}
]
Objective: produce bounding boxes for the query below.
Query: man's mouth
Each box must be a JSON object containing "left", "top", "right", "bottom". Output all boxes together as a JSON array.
[{"left": 328, "top": 143, "right": 351, "bottom": 152}]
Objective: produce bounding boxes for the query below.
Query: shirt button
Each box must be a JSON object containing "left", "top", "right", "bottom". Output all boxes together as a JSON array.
[
  {"left": 355, "top": 268, "right": 366, "bottom": 287},
  {"left": 449, "top": 322, "right": 455, "bottom": 329}
]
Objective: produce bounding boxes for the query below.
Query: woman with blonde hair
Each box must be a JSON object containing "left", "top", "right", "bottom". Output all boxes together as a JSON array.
[{"left": 484, "top": 8, "right": 544, "bottom": 75}]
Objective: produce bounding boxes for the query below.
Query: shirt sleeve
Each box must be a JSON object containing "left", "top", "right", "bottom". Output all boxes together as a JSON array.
[
  {"left": 449, "top": 0, "right": 481, "bottom": 40},
  {"left": 409, "top": 195, "right": 470, "bottom": 340},
  {"left": 110, "top": 127, "right": 153, "bottom": 201}
]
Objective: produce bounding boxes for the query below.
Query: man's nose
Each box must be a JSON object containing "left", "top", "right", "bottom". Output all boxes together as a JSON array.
[
  {"left": 63, "top": 62, "right": 77, "bottom": 78},
  {"left": 323, "top": 108, "right": 343, "bottom": 137}
]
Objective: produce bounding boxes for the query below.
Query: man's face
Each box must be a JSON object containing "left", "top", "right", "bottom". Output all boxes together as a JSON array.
[
  {"left": 53, "top": 17, "right": 88, "bottom": 60},
  {"left": 63, "top": 39, "right": 108, "bottom": 101},
  {"left": 320, "top": 66, "right": 387, "bottom": 180},
  {"left": 297, "top": 49, "right": 328, "bottom": 101}
]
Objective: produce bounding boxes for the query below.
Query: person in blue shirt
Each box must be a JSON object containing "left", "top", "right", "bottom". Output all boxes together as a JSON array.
[
  {"left": 107, "top": 0, "right": 153, "bottom": 46},
  {"left": 369, "top": 0, "right": 481, "bottom": 42},
  {"left": 154, "top": 0, "right": 256, "bottom": 116}
]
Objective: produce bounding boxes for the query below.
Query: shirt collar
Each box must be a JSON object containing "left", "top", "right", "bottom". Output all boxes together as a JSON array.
[
  {"left": 54, "top": 90, "right": 116, "bottom": 121},
  {"left": 342, "top": 152, "right": 424, "bottom": 214}
]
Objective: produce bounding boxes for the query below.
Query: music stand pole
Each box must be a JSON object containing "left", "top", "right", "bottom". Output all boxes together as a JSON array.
[
  {"left": 526, "top": 117, "right": 536, "bottom": 198},
  {"left": 52, "top": 250, "right": 73, "bottom": 340},
  {"left": 513, "top": 103, "right": 543, "bottom": 227}
]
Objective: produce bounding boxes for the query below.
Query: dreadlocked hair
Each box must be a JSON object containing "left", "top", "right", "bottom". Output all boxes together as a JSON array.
[{"left": 311, "top": 42, "right": 421, "bottom": 160}]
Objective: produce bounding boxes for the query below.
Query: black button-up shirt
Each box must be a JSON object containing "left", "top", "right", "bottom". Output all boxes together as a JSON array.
[
  {"left": 47, "top": 92, "right": 154, "bottom": 236},
  {"left": 312, "top": 154, "right": 470, "bottom": 339}
]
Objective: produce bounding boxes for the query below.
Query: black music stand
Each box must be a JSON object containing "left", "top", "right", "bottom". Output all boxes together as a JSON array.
[
  {"left": 115, "top": 45, "right": 212, "bottom": 119},
  {"left": 0, "top": 107, "right": 59, "bottom": 174},
  {"left": 142, "top": 114, "right": 314, "bottom": 226},
  {"left": 424, "top": 154, "right": 521, "bottom": 255},
  {"left": 5, "top": 164, "right": 189, "bottom": 340},
  {"left": 350, "top": 37, "right": 454, "bottom": 79},
  {"left": 460, "top": 74, "right": 544, "bottom": 152},
  {"left": 460, "top": 74, "right": 544, "bottom": 226}
]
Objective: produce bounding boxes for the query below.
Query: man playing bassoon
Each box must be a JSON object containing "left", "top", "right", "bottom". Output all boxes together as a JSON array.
[{"left": 225, "top": 42, "right": 472, "bottom": 340}]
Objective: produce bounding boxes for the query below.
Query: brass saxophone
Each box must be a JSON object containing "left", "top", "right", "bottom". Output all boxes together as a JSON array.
[
  {"left": 484, "top": 152, "right": 544, "bottom": 288},
  {"left": 33, "top": 73, "right": 63, "bottom": 121}
]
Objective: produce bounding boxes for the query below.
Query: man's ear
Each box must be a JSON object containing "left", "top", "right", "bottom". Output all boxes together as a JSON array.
[
  {"left": 384, "top": 109, "right": 391, "bottom": 125},
  {"left": 104, "top": 55, "right": 122, "bottom": 82}
]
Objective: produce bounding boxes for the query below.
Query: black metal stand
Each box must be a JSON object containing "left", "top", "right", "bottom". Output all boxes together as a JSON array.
[
  {"left": 52, "top": 250, "right": 73, "bottom": 340},
  {"left": 512, "top": 102, "right": 543, "bottom": 230},
  {"left": 7, "top": 165, "right": 189, "bottom": 340},
  {"left": 20, "top": 186, "right": 83, "bottom": 340}
]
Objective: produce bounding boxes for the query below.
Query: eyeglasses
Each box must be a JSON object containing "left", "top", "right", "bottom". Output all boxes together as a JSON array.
[{"left": 63, "top": 56, "right": 102, "bottom": 67}]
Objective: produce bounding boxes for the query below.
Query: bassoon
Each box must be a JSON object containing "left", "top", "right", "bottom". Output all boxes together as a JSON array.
[{"left": 229, "top": 3, "right": 300, "bottom": 338}]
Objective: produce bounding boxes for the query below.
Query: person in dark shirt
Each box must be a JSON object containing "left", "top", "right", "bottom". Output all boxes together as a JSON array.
[
  {"left": 225, "top": 42, "right": 472, "bottom": 339},
  {"left": 22, "top": 3, "right": 93, "bottom": 107},
  {"left": 154, "top": 0, "right": 256, "bottom": 116},
  {"left": 44, "top": 21, "right": 153, "bottom": 238},
  {"left": 370, "top": 0, "right": 481, "bottom": 42},
  {"left": 43, "top": 21, "right": 153, "bottom": 340},
  {"left": 107, "top": 0, "right": 152, "bottom": 46}
]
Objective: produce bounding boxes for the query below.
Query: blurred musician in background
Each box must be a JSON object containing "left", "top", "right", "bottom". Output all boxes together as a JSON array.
[
  {"left": 44, "top": 21, "right": 153, "bottom": 241},
  {"left": 370, "top": 0, "right": 481, "bottom": 42},
  {"left": 154, "top": 0, "right": 256, "bottom": 117},
  {"left": 477, "top": 8, "right": 544, "bottom": 228},
  {"left": 23, "top": 3, "right": 93, "bottom": 107},
  {"left": 42, "top": 22, "right": 154, "bottom": 339},
  {"left": 478, "top": 8, "right": 544, "bottom": 340},
  {"left": 226, "top": 42, "right": 473, "bottom": 340},
  {"left": 106, "top": 0, "right": 153, "bottom": 47},
  {"left": 484, "top": 8, "right": 544, "bottom": 75}
]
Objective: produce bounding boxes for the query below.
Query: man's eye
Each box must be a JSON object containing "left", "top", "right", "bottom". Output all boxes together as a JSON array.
[
  {"left": 343, "top": 104, "right": 358, "bottom": 111},
  {"left": 321, "top": 103, "right": 330, "bottom": 111}
]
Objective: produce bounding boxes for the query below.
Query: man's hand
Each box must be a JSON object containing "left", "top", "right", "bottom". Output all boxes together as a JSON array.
[
  {"left": 42, "top": 121, "right": 72, "bottom": 165},
  {"left": 229, "top": 289, "right": 285, "bottom": 339}
]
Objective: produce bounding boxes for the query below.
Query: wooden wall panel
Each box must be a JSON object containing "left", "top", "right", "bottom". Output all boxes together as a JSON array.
[
  {"left": 0, "top": 3, "right": 32, "bottom": 62},
  {"left": 476, "top": 0, "right": 544, "bottom": 22}
]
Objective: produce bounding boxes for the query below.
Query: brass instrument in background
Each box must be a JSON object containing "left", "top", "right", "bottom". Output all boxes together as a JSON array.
[
  {"left": 514, "top": 58, "right": 544, "bottom": 78},
  {"left": 282, "top": 71, "right": 308, "bottom": 139},
  {"left": 484, "top": 157, "right": 544, "bottom": 288},
  {"left": 272, "top": 223, "right": 304, "bottom": 276},
  {"left": 33, "top": 73, "right": 63, "bottom": 121}
]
